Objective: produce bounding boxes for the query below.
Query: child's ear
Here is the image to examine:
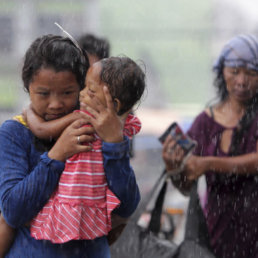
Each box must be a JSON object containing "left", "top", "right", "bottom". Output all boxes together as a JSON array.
[{"left": 113, "top": 98, "right": 122, "bottom": 113}]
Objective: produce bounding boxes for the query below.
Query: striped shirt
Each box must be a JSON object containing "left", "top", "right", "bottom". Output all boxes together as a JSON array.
[{"left": 30, "top": 113, "right": 141, "bottom": 243}]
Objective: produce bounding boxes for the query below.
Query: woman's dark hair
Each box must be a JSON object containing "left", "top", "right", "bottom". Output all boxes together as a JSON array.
[
  {"left": 99, "top": 57, "right": 146, "bottom": 116},
  {"left": 213, "top": 60, "right": 228, "bottom": 102},
  {"left": 77, "top": 34, "right": 110, "bottom": 60},
  {"left": 22, "top": 34, "right": 89, "bottom": 92},
  {"left": 229, "top": 98, "right": 258, "bottom": 155}
]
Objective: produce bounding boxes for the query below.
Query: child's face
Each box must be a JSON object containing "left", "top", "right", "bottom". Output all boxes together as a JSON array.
[
  {"left": 80, "top": 62, "right": 107, "bottom": 110},
  {"left": 29, "top": 68, "right": 80, "bottom": 121}
]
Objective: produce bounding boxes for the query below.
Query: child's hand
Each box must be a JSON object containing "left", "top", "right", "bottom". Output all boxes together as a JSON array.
[
  {"left": 25, "top": 105, "right": 92, "bottom": 140},
  {"left": 71, "top": 111, "right": 89, "bottom": 123},
  {"left": 21, "top": 104, "right": 33, "bottom": 124},
  {"left": 22, "top": 108, "right": 28, "bottom": 121},
  {"left": 83, "top": 86, "right": 124, "bottom": 143},
  {"left": 79, "top": 101, "right": 87, "bottom": 111}
]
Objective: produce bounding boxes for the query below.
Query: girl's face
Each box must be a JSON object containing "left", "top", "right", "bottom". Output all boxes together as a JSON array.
[
  {"left": 80, "top": 62, "right": 107, "bottom": 109},
  {"left": 223, "top": 66, "right": 258, "bottom": 103},
  {"left": 29, "top": 68, "right": 80, "bottom": 121}
]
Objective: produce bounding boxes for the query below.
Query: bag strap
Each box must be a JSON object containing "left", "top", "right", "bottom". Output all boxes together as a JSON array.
[
  {"left": 184, "top": 181, "right": 210, "bottom": 246},
  {"left": 133, "top": 170, "right": 167, "bottom": 222},
  {"left": 184, "top": 182, "right": 199, "bottom": 240},
  {"left": 147, "top": 177, "right": 168, "bottom": 234}
]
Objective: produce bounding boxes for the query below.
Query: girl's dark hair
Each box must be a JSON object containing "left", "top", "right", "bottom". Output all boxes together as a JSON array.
[
  {"left": 99, "top": 57, "right": 146, "bottom": 116},
  {"left": 22, "top": 34, "right": 89, "bottom": 92}
]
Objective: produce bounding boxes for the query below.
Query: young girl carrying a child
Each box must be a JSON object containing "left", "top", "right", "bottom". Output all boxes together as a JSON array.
[
  {"left": 29, "top": 56, "right": 145, "bottom": 243},
  {"left": 0, "top": 54, "right": 145, "bottom": 257}
]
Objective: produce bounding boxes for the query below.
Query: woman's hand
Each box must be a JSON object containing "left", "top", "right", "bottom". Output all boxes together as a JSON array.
[
  {"left": 162, "top": 135, "right": 207, "bottom": 181},
  {"left": 82, "top": 86, "right": 125, "bottom": 143},
  {"left": 48, "top": 118, "right": 95, "bottom": 162},
  {"left": 184, "top": 155, "right": 207, "bottom": 181},
  {"left": 162, "top": 135, "right": 185, "bottom": 172}
]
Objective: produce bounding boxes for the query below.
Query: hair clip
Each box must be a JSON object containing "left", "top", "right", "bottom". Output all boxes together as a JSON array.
[{"left": 54, "top": 22, "right": 83, "bottom": 54}]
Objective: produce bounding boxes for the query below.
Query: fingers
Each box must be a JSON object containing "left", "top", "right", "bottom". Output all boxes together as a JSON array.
[
  {"left": 168, "top": 145, "right": 184, "bottom": 167},
  {"left": 70, "top": 118, "right": 90, "bottom": 129},
  {"left": 163, "top": 135, "right": 176, "bottom": 155},
  {"left": 22, "top": 104, "right": 32, "bottom": 117},
  {"left": 77, "top": 124, "right": 94, "bottom": 134},
  {"left": 73, "top": 123, "right": 95, "bottom": 146},
  {"left": 82, "top": 87, "right": 116, "bottom": 119},
  {"left": 64, "top": 118, "right": 95, "bottom": 144},
  {"left": 163, "top": 135, "right": 185, "bottom": 156},
  {"left": 79, "top": 102, "right": 87, "bottom": 110},
  {"left": 175, "top": 144, "right": 184, "bottom": 155},
  {"left": 88, "top": 95, "right": 105, "bottom": 114},
  {"left": 162, "top": 134, "right": 186, "bottom": 172},
  {"left": 77, "top": 145, "right": 92, "bottom": 152},
  {"left": 77, "top": 110, "right": 94, "bottom": 122},
  {"left": 22, "top": 108, "right": 27, "bottom": 119},
  {"left": 163, "top": 135, "right": 172, "bottom": 151},
  {"left": 76, "top": 134, "right": 93, "bottom": 144},
  {"left": 76, "top": 130, "right": 94, "bottom": 144},
  {"left": 84, "top": 105, "right": 98, "bottom": 119}
]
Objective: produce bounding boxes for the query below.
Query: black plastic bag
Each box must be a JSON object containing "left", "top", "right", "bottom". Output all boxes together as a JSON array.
[
  {"left": 176, "top": 240, "right": 215, "bottom": 258},
  {"left": 174, "top": 182, "right": 216, "bottom": 258},
  {"left": 110, "top": 171, "right": 178, "bottom": 258}
]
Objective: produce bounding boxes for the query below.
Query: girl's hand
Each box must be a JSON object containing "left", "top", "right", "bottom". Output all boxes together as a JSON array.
[
  {"left": 82, "top": 86, "right": 125, "bottom": 143},
  {"left": 162, "top": 135, "right": 185, "bottom": 172},
  {"left": 48, "top": 118, "right": 95, "bottom": 162}
]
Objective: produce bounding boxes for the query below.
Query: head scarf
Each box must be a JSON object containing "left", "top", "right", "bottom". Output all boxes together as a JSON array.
[{"left": 213, "top": 34, "right": 258, "bottom": 71}]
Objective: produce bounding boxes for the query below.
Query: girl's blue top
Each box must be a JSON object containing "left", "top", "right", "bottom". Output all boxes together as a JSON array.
[{"left": 0, "top": 120, "right": 140, "bottom": 258}]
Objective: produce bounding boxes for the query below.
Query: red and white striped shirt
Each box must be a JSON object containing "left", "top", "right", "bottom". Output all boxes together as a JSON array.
[{"left": 30, "top": 113, "right": 141, "bottom": 243}]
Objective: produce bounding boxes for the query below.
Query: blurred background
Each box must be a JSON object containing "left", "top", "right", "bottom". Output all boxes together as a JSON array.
[
  {"left": 1, "top": 0, "right": 258, "bottom": 132},
  {"left": 1, "top": 0, "right": 258, "bottom": 245}
]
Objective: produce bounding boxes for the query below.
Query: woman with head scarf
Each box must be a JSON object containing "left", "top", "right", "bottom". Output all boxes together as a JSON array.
[{"left": 162, "top": 34, "right": 258, "bottom": 257}]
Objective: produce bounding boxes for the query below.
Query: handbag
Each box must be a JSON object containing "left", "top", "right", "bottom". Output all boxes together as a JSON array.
[
  {"left": 174, "top": 182, "right": 216, "bottom": 258},
  {"left": 158, "top": 121, "right": 215, "bottom": 258},
  {"left": 110, "top": 170, "right": 178, "bottom": 258}
]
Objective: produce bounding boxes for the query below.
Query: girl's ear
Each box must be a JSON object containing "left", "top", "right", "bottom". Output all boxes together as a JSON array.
[{"left": 114, "top": 98, "right": 122, "bottom": 113}]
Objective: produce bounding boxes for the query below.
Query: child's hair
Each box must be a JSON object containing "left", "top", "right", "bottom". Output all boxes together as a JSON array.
[
  {"left": 99, "top": 57, "right": 146, "bottom": 115},
  {"left": 77, "top": 34, "right": 110, "bottom": 60},
  {"left": 22, "top": 34, "right": 89, "bottom": 92}
]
